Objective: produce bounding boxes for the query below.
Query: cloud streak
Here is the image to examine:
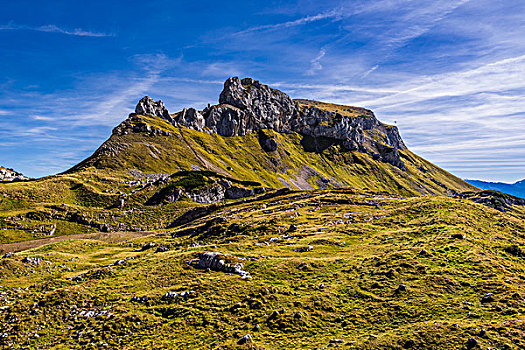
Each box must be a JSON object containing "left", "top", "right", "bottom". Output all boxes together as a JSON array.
[
  {"left": 234, "top": 9, "right": 343, "bottom": 35},
  {"left": 306, "top": 48, "right": 326, "bottom": 75},
  {"left": 0, "top": 22, "right": 113, "bottom": 37}
]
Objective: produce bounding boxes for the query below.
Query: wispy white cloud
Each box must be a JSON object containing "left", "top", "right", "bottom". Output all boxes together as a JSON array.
[
  {"left": 306, "top": 48, "right": 326, "bottom": 76},
  {"left": 30, "top": 115, "right": 54, "bottom": 121},
  {"left": 362, "top": 65, "right": 379, "bottom": 78},
  {"left": 0, "top": 22, "right": 113, "bottom": 37},
  {"left": 234, "top": 9, "right": 343, "bottom": 35},
  {"left": 1, "top": 0, "right": 523, "bottom": 182},
  {"left": 202, "top": 62, "right": 243, "bottom": 78}
]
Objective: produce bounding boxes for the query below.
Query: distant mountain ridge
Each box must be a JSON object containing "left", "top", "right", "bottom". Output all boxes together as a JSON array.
[{"left": 465, "top": 179, "right": 525, "bottom": 199}]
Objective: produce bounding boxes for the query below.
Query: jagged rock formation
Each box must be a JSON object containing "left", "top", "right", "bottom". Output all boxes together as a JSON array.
[
  {"left": 0, "top": 166, "right": 29, "bottom": 182},
  {"left": 135, "top": 96, "right": 173, "bottom": 123},
  {"left": 217, "top": 77, "right": 298, "bottom": 134},
  {"left": 116, "top": 77, "right": 408, "bottom": 169}
]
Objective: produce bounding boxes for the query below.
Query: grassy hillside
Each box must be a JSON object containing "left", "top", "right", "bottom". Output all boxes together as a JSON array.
[
  {"left": 0, "top": 189, "right": 523, "bottom": 349},
  {"left": 74, "top": 113, "right": 475, "bottom": 195}
]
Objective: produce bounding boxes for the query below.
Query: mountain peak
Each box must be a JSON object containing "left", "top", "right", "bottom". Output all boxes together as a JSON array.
[
  {"left": 135, "top": 96, "right": 171, "bottom": 120},
  {"left": 122, "top": 77, "right": 408, "bottom": 169}
]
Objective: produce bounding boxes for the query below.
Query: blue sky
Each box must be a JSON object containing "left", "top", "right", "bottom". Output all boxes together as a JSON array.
[{"left": 0, "top": 0, "right": 524, "bottom": 182}]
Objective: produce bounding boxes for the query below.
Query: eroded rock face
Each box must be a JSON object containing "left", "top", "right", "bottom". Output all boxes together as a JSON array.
[
  {"left": 186, "top": 184, "right": 226, "bottom": 203},
  {"left": 127, "top": 77, "right": 408, "bottom": 169},
  {"left": 204, "top": 104, "right": 247, "bottom": 136},
  {"left": 226, "top": 186, "right": 255, "bottom": 200},
  {"left": 218, "top": 77, "right": 298, "bottom": 134},
  {"left": 258, "top": 130, "right": 278, "bottom": 152},
  {"left": 135, "top": 96, "right": 172, "bottom": 122},
  {"left": 176, "top": 108, "right": 205, "bottom": 131}
]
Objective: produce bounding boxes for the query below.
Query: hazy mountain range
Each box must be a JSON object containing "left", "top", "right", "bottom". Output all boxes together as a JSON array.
[{"left": 466, "top": 179, "right": 525, "bottom": 199}]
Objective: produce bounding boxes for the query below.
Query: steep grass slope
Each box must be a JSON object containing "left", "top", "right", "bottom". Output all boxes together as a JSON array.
[{"left": 73, "top": 112, "right": 474, "bottom": 196}]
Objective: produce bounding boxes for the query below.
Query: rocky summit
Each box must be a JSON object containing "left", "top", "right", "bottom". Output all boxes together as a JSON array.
[
  {"left": 124, "top": 77, "right": 406, "bottom": 169},
  {"left": 0, "top": 77, "right": 524, "bottom": 350}
]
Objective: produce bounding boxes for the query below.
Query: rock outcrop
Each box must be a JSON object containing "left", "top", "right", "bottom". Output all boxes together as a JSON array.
[
  {"left": 175, "top": 108, "right": 205, "bottom": 131},
  {"left": 218, "top": 77, "right": 298, "bottom": 133},
  {"left": 192, "top": 252, "right": 251, "bottom": 279},
  {"left": 186, "top": 184, "right": 226, "bottom": 204},
  {"left": 0, "top": 167, "right": 29, "bottom": 182},
  {"left": 127, "top": 77, "right": 408, "bottom": 169},
  {"left": 135, "top": 96, "right": 172, "bottom": 122}
]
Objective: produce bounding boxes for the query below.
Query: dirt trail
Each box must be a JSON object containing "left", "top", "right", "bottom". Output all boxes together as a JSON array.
[{"left": 0, "top": 231, "right": 156, "bottom": 253}]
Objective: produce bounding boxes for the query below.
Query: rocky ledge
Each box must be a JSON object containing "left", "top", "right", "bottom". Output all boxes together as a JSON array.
[
  {"left": 0, "top": 166, "right": 29, "bottom": 182},
  {"left": 116, "top": 77, "right": 407, "bottom": 169}
]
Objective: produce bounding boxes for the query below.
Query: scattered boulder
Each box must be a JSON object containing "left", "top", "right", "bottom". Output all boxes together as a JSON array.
[
  {"left": 193, "top": 252, "right": 251, "bottom": 279},
  {"left": 403, "top": 339, "right": 415, "bottom": 348},
  {"left": 419, "top": 249, "right": 430, "bottom": 256},
  {"left": 161, "top": 290, "right": 197, "bottom": 301},
  {"left": 134, "top": 242, "right": 155, "bottom": 252},
  {"left": 396, "top": 284, "right": 407, "bottom": 293},
  {"left": 155, "top": 246, "right": 170, "bottom": 253},
  {"left": 294, "top": 246, "right": 313, "bottom": 253},
  {"left": 268, "top": 310, "right": 280, "bottom": 320},
  {"left": 107, "top": 256, "right": 135, "bottom": 267},
  {"left": 466, "top": 337, "right": 478, "bottom": 349},
  {"left": 481, "top": 293, "right": 494, "bottom": 304},
  {"left": 237, "top": 334, "right": 253, "bottom": 345},
  {"left": 131, "top": 296, "right": 149, "bottom": 304},
  {"left": 504, "top": 245, "right": 524, "bottom": 257},
  {"left": 22, "top": 257, "right": 42, "bottom": 265}
]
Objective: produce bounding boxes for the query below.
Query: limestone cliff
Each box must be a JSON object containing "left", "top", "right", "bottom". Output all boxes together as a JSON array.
[{"left": 118, "top": 77, "right": 407, "bottom": 169}]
